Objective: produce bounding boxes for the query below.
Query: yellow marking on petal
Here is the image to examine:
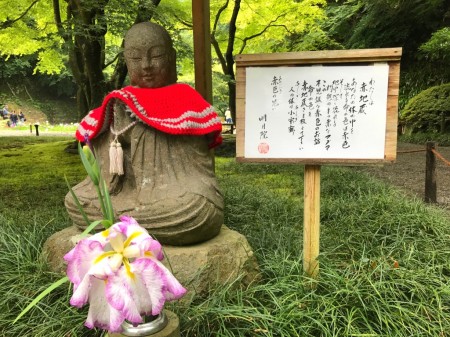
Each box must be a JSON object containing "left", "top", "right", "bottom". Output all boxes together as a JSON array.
[
  {"left": 123, "top": 231, "right": 143, "bottom": 248},
  {"left": 94, "top": 251, "right": 116, "bottom": 264},
  {"left": 101, "top": 229, "right": 110, "bottom": 237},
  {"left": 144, "top": 251, "right": 154, "bottom": 258},
  {"left": 123, "top": 258, "right": 135, "bottom": 279}
]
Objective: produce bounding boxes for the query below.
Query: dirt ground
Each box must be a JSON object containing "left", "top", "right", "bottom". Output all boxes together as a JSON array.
[{"left": 358, "top": 142, "right": 450, "bottom": 212}]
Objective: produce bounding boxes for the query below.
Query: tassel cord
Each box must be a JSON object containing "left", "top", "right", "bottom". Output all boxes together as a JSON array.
[{"left": 109, "top": 120, "right": 137, "bottom": 175}]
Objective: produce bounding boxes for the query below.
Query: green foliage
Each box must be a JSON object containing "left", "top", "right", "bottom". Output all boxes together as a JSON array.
[
  {"left": 323, "top": 0, "right": 364, "bottom": 46},
  {"left": 292, "top": 30, "right": 344, "bottom": 51},
  {"left": 34, "top": 48, "right": 66, "bottom": 75},
  {"left": 0, "top": 0, "right": 65, "bottom": 75},
  {"left": 325, "top": 0, "right": 450, "bottom": 109},
  {"left": 399, "top": 27, "right": 450, "bottom": 108},
  {"left": 212, "top": 71, "right": 232, "bottom": 114},
  {"left": 327, "top": 0, "right": 448, "bottom": 53},
  {"left": 419, "top": 27, "right": 450, "bottom": 62},
  {"left": 401, "top": 83, "right": 450, "bottom": 133},
  {"left": 399, "top": 61, "right": 450, "bottom": 111},
  {"left": 399, "top": 132, "right": 450, "bottom": 147},
  {"left": 0, "top": 55, "right": 33, "bottom": 78},
  {"left": 211, "top": 0, "right": 328, "bottom": 54}
]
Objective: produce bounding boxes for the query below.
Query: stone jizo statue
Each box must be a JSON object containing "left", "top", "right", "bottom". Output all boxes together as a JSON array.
[{"left": 65, "top": 22, "right": 224, "bottom": 246}]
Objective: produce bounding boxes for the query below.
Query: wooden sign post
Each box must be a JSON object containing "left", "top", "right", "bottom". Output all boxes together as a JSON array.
[
  {"left": 303, "top": 164, "right": 321, "bottom": 277},
  {"left": 235, "top": 48, "right": 402, "bottom": 278}
]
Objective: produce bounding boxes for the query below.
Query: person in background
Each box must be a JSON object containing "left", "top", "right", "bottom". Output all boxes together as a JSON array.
[
  {"left": 18, "top": 110, "right": 26, "bottom": 123},
  {"left": 225, "top": 107, "right": 233, "bottom": 124},
  {"left": 9, "top": 110, "right": 18, "bottom": 127},
  {"left": 2, "top": 104, "right": 9, "bottom": 119}
]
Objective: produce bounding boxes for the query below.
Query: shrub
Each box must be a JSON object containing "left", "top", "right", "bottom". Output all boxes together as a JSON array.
[{"left": 400, "top": 83, "right": 450, "bottom": 133}]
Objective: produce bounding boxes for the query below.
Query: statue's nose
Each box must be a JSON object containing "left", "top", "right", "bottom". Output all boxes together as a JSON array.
[{"left": 141, "top": 56, "right": 153, "bottom": 70}]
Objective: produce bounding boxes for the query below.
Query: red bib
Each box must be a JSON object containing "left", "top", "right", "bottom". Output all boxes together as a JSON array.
[{"left": 75, "top": 83, "right": 222, "bottom": 148}]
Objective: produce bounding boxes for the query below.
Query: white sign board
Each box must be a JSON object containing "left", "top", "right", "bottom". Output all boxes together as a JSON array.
[{"left": 244, "top": 63, "right": 389, "bottom": 159}]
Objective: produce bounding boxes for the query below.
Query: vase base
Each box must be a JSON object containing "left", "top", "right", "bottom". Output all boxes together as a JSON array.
[{"left": 108, "top": 310, "right": 179, "bottom": 337}]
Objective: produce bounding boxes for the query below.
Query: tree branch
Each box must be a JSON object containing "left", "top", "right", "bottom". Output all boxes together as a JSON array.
[
  {"left": 237, "top": 15, "right": 289, "bottom": 54},
  {"left": 226, "top": 0, "right": 240, "bottom": 60},
  {"left": 104, "top": 52, "right": 120, "bottom": 69},
  {"left": 1, "top": 0, "right": 40, "bottom": 29},
  {"left": 173, "top": 13, "right": 192, "bottom": 28},
  {"left": 211, "top": 0, "right": 231, "bottom": 75},
  {"left": 212, "top": 0, "right": 230, "bottom": 35}
]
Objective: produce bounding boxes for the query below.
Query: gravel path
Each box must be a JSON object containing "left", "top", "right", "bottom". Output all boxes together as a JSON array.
[
  {"left": 358, "top": 142, "right": 450, "bottom": 211},
  {"left": 0, "top": 129, "right": 74, "bottom": 137}
]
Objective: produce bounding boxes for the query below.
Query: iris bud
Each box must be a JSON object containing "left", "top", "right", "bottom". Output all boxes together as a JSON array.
[{"left": 83, "top": 145, "right": 95, "bottom": 165}]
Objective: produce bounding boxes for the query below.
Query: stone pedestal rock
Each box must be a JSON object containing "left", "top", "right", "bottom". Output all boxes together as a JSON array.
[{"left": 43, "top": 225, "right": 260, "bottom": 302}]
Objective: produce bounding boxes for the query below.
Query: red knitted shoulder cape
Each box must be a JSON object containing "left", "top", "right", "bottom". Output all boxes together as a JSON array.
[{"left": 75, "top": 83, "right": 222, "bottom": 148}]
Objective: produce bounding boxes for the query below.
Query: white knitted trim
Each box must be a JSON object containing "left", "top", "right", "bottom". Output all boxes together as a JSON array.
[
  {"left": 77, "top": 125, "right": 94, "bottom": 137},
  {"left": 145, "top": 106, "right": 217, "bottom": 124},
  {"left": 157, "top": 116, "right": 222, "bottom": 130},
  {"left": 105, "top": 89, "right": 221, "bottom": 131},
  {"left": 84, "top": 114, "right": 98, "bottom": 127}
]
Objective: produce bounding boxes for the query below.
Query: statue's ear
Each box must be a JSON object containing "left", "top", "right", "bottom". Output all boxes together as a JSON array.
[
  {"left": 170, "top": 47, "right": 178, "bottom": 83},
  {"left": 169, "top": 47, "right": 176, "bottom": 65}
]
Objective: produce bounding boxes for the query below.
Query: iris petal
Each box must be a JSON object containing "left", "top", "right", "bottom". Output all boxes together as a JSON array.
[
  {"left": 106, "top": 267, "right": 146, "bottom": 324},
  {"left": 109, "top": 253, "right": 124, "bottom": 272},
  {"left": 132, "top": 259, "right": 166, "bottom": 315},
  {"left": 85, "top": 278, "right": 124, "bottom": 333},
  {"left": 64, "top": 240, "right": 104, "bottom": 286},
  {"left": 153, "top": 259, "right": 187, "bottom": 300},
  {"left": 109, "top": 231, "right": 124, "bottom": 252},
  {"left": 123, "top": 245, "right": 140, "bottom": 258}
]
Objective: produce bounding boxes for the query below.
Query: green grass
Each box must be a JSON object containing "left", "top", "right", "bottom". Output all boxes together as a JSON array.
[{"left": 1, "top": 137, "right": 449, "bottom": 336}]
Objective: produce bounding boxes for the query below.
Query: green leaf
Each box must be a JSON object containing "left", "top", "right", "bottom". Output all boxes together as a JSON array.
[
  {"left": 64, "top": 175, "right": 91, "bottom": 226},
  {"left": 81, "top": 219, "right": 112, "bottom": 236},
  {"left": 13, "top": 276, "right": 69, "bottom": 324},
  {"left": 101, "top": 177, "right": 115, "bottom": 225}
]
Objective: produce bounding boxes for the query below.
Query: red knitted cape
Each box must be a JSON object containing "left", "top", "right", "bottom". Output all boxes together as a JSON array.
[{"left": 75, "top": 83, "right": 222, "bottom": 148}]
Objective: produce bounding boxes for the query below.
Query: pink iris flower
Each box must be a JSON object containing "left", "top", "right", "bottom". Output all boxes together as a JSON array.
[{"left": 64, "top": 216, "right": 186, "bottom": 332}]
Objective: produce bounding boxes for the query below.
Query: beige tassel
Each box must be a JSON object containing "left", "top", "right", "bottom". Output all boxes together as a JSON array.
[
  {"left": 109, "top": 120, "right": 137, "bottom": 176},
  {"left": 109, "top": 140, "right": 118, "bottom": 175},
  {"left": 115, "top": 142, "right": 124, "bottom": 175},
  {"left": 109, "top": 139, "right": 124, "bottom": 175}
]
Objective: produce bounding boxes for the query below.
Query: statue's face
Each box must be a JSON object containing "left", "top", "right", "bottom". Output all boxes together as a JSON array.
[{"left": 124, "top": 25, "right": 176, "bottom": 88}]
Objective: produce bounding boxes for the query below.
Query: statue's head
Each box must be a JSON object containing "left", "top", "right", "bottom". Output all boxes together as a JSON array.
[{"left": 124, "top": 22, "right": 177, "bottom": 88}]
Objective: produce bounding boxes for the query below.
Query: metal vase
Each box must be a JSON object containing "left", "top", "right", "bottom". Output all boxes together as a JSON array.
[{"left": 120, "top": 312, "right": 168, "bottom": 336}]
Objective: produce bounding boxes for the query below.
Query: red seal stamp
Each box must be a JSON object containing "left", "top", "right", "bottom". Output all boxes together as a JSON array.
[{"left": 258, "top": 142, "right": 269, "bottom": 154}]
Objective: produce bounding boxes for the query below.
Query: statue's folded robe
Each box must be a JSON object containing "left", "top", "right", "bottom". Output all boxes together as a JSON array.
[{"left": 66, "top": 84, "right": 224, "bottom": 245}]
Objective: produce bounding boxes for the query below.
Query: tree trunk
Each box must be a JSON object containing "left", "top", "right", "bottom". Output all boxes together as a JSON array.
[{"left": 440, "top": 112, "right": 446, "bottom": 133}]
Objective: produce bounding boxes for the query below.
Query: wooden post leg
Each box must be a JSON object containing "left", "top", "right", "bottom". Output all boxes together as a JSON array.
[
  {"left": 424, "top": 141, "right": 437, "bottom": 203},
  {"left": 303, "top": 165, "right": 321, "bottom": 278},
  {"left": 192, "top": 0, "right": 212, "bottom": 103}
]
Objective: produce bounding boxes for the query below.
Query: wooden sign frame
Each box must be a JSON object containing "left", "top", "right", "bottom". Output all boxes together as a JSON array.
[{"left": 235, "top": 48, "right": 402, "bottom": 165}]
